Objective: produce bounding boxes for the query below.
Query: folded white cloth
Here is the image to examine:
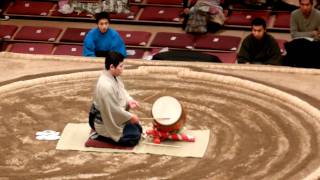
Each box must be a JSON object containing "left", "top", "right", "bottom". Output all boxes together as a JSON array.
[{"left": 36, "top": 130, "right": 60, "bottom": 140}]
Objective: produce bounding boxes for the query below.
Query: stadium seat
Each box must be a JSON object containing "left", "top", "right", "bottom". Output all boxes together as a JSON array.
[
  {"left": 110, "top": 6, "right": 140, "bottom": 20},
  {"left": 118, "top": 31, "right": 151, "bottom": 46},
  {"left": 6, "top": 1, "right": 54, "bottom": 16},
  {"left": 10, "top": 43, "right": 54, "bottom": 55},
  {"left": 151, "top": 32, "right": 195, "bottom": 49},
  {"left": 206, "top": 52, "right": 237, "bottom": 63},
  {"left": 194, "top": 34, "right": 241, "bottom": 51},
  {"left": 225, "top": 10, "right": 270, "bottom": 27},
  {"left": 273, "top": 12, "right": 290, "bottom": 29},
  {"left": 60, "top": 28, "right": 90, "bottom": 43},
  {"left": 0, "top": 25, "right": 18, "bottom": 39},
  {"left": 126, "top": 48, "right": 146, "bottom": 59},
  {"left": 14, "top": 26, "right": 62, "bottom": 42},
  {"left": 53, "top": 45, "right": 83, "bottom": 56},
  {"left": 139, "top": 6, "right": 183, "bottom": 22}
]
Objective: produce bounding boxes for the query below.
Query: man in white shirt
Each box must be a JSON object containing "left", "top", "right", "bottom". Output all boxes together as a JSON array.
[{"left": 88, "top": 51, "right": 142, "bottom": 147}]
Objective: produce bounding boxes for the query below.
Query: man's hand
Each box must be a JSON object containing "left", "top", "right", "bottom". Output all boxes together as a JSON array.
[
  {"left": 130, "top": 114, "right": 139, "bottom": 124},
  {"left": 183, "top": 8, "right": 190, "bottom": 14},
  {"left": 128, "top": 99, "right": 140, "bottom": 109}
]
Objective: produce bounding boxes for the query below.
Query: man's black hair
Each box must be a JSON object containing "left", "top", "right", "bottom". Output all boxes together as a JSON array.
[
  {"left": 105, "top": 51, "right": 124, "bottom": 70},
  {"left": 95, "top": 12, "right": 111, "bottom": 24},
  {"left": 251, "top": 17, "right": 267, "bottom": 29}
]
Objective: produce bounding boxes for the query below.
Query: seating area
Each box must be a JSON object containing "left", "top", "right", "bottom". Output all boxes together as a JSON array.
[
  {"left": 1, "top": 0, "right": 294, "bottom": 63},
  {"left": 3, "top": 0, "right": 293, "bottom": 31}
]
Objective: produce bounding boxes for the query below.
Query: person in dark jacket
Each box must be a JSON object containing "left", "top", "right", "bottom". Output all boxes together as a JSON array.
[{"left": 237, "top": 17, "right": 282, "bottom": 65}]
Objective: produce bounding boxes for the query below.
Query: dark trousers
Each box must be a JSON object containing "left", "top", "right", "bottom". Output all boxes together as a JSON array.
[
  {"left": 283, "top": 39, "right": 320, "bottom": 68},
  {"left": 89, "top": 104, "right": 142, "bottom": 147}
]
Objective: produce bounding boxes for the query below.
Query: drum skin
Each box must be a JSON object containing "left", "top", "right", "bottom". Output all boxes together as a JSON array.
[{"left": 153, "top": 107, "right": 187, "bottom": 133}]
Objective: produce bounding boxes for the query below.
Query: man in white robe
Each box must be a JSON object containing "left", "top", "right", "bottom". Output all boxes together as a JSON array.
[{"left": 88, "top": 51, "right": 142, "bottom": 147}]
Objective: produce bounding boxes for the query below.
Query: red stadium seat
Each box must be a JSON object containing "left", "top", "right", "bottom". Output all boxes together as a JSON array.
[
  {"left": 126, "top": 49, "right": 146, "bottom": 59},
  {"left": 60, "top": 28, "right": 90, "bottom": 43},
  {"left": 110, "top": 6, "right": 140, "bottom": 20},
  {"left": 273, "top": 12, "right": 290, "bottom": 29},
  {"left": 118, "top": 31, "right": 151, "bottom": 46},
  {"left": 10, "top": 43, "right": 54, "bottom": 55},
  {"left": 225, "top": 10, "right": 270, "bottom": 26},
  {"left": 146, "top": 0, "right": 183, "bottom": 5},
  {"left": 14, "top": 26, "right": 62, "bottom": 42},
  {"left": 139, "top": 6, "right": 183, "bottom": 22},
  {"left": 194, "top": 34, "right": 241, "bottom": 51},
  {"left": 53, "top": 45, "right": 83, "bottom": 56},
  {"left": 151, "top": 32, "right": 195, "bottom": 48},
  {"left": 206, "top": 52, "right": 237, "bottom": 63},
  {"left": 6, "top": 1, "right": 54, "bottom": 16},
  {"left": 0, "top": 25, "right": 18, "bottom": 39}
]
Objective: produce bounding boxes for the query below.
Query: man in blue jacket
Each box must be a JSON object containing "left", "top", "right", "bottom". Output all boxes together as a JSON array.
[{"left": 83, "top": 12, "right": 126, "bottom": 57}]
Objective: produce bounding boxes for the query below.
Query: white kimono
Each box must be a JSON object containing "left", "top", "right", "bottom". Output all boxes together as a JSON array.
[{"left": 93, "top": 70, "right": 132, "bottom": 141}]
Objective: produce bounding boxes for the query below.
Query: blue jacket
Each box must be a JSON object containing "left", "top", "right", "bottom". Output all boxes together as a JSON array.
[{"left": 83, "top": 28, "right": 127, "bottom": 57}]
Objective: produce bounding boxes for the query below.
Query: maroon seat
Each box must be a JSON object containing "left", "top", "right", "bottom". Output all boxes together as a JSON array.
[
  {"left": 206, "top": 52, "right": 237, "bottom": 63},
  {"left": 151, "top": 32, "right": 195, "bottom": 48},
  {"left": 273, "top": 12, "right": 290, "bottom": 29},
  {"left": 6, "top": 1, "right": 54, "bottom": 16},
  {"left": 118, "top": 31, "right": 151, "bottom": 46},
  {"left": 10, "top": 43, "right": 54, "bottom": 55},
  {"left": 53, "top": 45, "right": 83, "bottom": 56},
  {"left": 225, "top": 11, "right": 270, "bottom": 26},
  {"left": 194, "top": 34, "right": 241, "bottom": 51},
  {"left": 110, "top": 6, "right": 140, "bottom": 20},
  {"left": 0, "top": 25, "right": 18, "bottom": 39},
  {"left": 60, "top": 28, "right": 90, "bottom": 43},
  {"left": 139, "top": 6, "right": 183, "bottom": 22},
  {"left": 126, "top": 49, "right": 146, "bottom": 59},
  {"left": 14, "top": 26, "right": 62, "bottom": 42},
  {"left": 146, "top": 0, "right": 183, "bottom": 5}
]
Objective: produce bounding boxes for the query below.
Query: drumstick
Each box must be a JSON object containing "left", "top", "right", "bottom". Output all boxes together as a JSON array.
[
  {"left": 140, "top": 117, "right": 170, "bottom": 120},
  {"left": 143, "top": 142, "right": 181, "bottom": 148}
]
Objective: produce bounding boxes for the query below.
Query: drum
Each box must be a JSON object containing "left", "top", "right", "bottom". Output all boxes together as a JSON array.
[{"left": 151, "top": 96, "right": 186, "bottom": 132}]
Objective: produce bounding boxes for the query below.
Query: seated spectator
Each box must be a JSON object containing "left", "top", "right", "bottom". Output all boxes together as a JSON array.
[
  {"left": 237, "top": 17, "right": 282, "bottom": 65},
  {"left": 283, "top": 0, "right": 320, "bottom": 68},
  {"left": 183, "top": 0, "right": 225, "bottom": 33},
  {"left": 83, "top": 12, "right": 126, "bottom": 57},
  {"left": 290, "top": 0, "right": 320, "bottom": 40},
  {"left": 58, "top": 0, "right": 129, "bottom": 15}
]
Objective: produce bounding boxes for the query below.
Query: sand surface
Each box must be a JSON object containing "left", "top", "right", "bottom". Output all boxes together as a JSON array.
[{"left": 0, "top": 52, "right": 320, "bottom": 179}]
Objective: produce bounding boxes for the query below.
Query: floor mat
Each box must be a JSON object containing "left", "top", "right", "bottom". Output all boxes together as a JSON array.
[{"left": 56, "top": 123, "right": 210, "bottom": 158}]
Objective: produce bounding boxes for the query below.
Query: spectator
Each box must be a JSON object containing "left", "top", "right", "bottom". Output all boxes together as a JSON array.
[
  {"left": 83, "top": 12, "right": 126, "bottom": 57},
  {"left": 283, "top": 0, "right": 320, "bottom": 68},
  {"left": 183, "top": 0, "right": 225, "bottom": 33},
  {"left": 237, "top": 17, "right": 282, "bottom": 65},
  {"left": 290, "top": 0, "right": 320, "bottom": 40}
]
